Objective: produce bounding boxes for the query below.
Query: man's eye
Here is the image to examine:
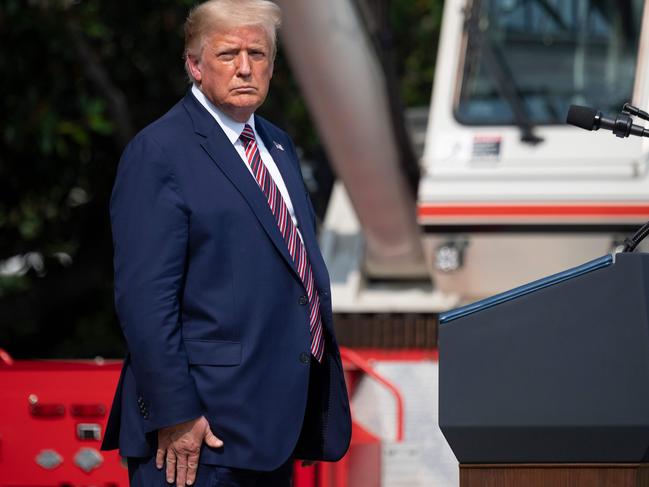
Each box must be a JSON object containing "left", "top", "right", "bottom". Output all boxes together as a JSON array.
[
  {"left": 250, "top": 51, "right": 265, "bottom": 60},
  {"left": 218, "top": 53, "right": 236, "bottom": 61}
]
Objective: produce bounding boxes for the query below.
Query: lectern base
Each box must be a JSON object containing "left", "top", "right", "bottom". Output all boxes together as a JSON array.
[{"left": 460, "top": 464, "right": 649, "bottom": 487}]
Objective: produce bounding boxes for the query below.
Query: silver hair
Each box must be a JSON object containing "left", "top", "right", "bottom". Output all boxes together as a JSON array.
[{"left": 183, "top": 0, "right": 282, "bottom": 84}]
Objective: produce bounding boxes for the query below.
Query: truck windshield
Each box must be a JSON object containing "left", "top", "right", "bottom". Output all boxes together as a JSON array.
[{"left": 456, "top": 0, "right": 644, "bottom": 126}]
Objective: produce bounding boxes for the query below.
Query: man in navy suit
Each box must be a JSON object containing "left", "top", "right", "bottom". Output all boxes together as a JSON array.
[{"left": 101, "top": 1, "right": 351, "bottom": 485}]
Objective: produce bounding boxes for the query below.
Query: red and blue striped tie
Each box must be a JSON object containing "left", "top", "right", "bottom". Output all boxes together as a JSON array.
[{"left": 240, "top": 124, "right": 325, "bottom": 362}]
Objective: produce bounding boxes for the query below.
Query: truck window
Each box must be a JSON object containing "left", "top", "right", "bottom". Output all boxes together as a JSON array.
[{"left": 455, "top": 0, "right": 644, "bottom": 126}]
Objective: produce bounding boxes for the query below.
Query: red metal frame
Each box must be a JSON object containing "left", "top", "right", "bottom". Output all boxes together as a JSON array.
[
  {"left": 294, "top": 347, "right": 416, "bottom": 487},
  {"left": 343, "top": 348, "right": 438, "bottom": 363},
  {"left": 339, "top": 347, "right": 405, "bottom": 442}
]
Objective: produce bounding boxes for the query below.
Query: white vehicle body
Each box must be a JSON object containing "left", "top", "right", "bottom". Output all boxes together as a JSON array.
[{"left": 420, "top": 0, "right": 649, "bottom": 300}]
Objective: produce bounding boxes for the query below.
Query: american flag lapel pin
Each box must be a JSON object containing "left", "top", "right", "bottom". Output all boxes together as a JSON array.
[{"left": 274, "top": 141, "right": 285, "bottom": 151}]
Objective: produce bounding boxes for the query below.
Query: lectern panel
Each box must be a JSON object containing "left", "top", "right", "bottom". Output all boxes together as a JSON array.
[{"left": 439, "top": 253, "right": 649, "bottom": 463}]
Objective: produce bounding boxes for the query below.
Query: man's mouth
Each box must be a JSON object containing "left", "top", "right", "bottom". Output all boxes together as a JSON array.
[{"left": 232, "top": 86, "right": 256, "bottom": 93}]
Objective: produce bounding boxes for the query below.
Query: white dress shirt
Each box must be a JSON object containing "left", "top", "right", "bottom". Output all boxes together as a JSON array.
[{"left": 191, "top": 85, "right": 300, "bottom": 230}]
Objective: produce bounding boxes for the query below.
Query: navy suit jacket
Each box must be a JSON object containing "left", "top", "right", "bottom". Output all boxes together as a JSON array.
[{"left": 101, "top": 91, "right": 351, "bottom": 471}]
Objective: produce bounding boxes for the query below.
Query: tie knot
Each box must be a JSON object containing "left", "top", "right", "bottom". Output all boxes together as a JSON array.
[{"left": 240, "top": 124, "right": 255, "bottom": 142}]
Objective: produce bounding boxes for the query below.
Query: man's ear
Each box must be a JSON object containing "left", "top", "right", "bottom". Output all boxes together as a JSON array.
[{"left": 186, "top": 54, "right": 202, "bottom": 83}]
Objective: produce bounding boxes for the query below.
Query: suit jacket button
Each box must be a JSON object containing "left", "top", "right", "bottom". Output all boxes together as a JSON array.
[
  {"left": 298, "top": 295, "right": 308, "bottom": 305},
  {"left": 299, "top": 352, "right": 310, "bottom": 364}
]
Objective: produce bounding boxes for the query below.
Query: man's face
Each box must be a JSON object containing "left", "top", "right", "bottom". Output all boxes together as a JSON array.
[{"left": 188, "top": 25, "right": 274, "bottom": 122}]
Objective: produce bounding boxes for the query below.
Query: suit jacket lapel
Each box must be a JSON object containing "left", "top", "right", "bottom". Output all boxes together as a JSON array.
[
  {"left": 182, "top": 93, "right": 302, "bottom": 283},
  {"left": 254, "top": 119, "right": 312, "bottom": 231},
  {"left": 255, "top": 118, "right": 329, "bottom": 289}
]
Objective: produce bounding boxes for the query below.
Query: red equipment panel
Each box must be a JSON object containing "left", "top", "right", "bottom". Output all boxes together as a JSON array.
[{"left": 0, "top": 357, "right": 127, "bottom": 486}]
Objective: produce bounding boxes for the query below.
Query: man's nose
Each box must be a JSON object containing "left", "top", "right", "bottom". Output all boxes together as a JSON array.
[{"left": 236, "top": 52, "right": 252, "bottom": 76}]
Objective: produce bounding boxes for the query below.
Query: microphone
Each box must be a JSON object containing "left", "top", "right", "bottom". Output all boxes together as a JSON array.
[
  {"left": 566, "top": 104, "right": 649, "bottom": 138},
  {"left": 623, "top": 103, "right": 649, "bottom": 122}
]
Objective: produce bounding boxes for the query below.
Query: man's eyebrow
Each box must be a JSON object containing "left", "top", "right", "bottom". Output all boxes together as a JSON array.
[{"left": 213, "top": 45, "right": 239, "bottom": 53}]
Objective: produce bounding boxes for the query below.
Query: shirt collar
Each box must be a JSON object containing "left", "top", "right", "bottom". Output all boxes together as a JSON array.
[{"left": 191, "top": 84, "right": 255, "bottom": 144}]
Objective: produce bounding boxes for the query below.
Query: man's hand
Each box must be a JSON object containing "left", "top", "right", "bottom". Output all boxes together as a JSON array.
[{"left": 156, "top": 416, "right": 223, "bottom": 486}]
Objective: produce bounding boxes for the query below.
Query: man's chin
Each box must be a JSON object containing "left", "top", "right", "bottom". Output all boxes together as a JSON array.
[
  {"left": 230, "top": 94, "right": 262, "bottom": 106},
  {"left": 222, "top": 101, "right": 263, "bottom": 122},
  {"left": 227, "top": 97, "right": 264, "bottom": 112}
]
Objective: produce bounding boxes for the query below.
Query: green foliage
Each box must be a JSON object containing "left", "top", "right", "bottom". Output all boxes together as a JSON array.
[
  {"left": 0, "top": 276, "right": 30, "bottom": 300},
  {"left": 390, "top": 0, "right": 445, "bottom": 106},
  {"left": 1, "top": 0, "right": 197, "bottom": 357}
]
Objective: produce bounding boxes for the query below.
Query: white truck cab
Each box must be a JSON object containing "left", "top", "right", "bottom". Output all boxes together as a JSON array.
[{"left": 420, "top": 0, "right": 649, "bottom": 300}]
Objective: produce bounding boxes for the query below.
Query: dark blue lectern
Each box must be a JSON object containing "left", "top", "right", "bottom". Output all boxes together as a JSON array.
[{"left": 439, "top": 252, "right": 649, "bottom": 465}]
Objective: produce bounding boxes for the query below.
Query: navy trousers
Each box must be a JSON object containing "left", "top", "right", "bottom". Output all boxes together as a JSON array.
[{"left": 127, "top": 455, "right": 293, "bottom": 486}]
